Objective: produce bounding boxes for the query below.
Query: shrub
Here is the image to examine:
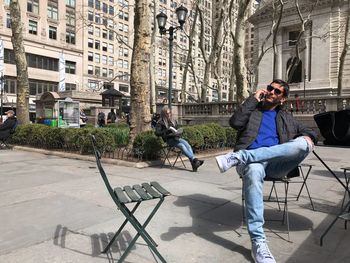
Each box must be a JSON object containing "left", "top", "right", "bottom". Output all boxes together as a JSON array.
[
  {"left": 42, "top": 127, "right": 65, "bottom": 149},
  {"left": 196, "top": 124, "right": 217, "bottom": 146},
  {"left": 206, "top": 123, "right": 227, "bottom": 146},
  {"left": 225, "top": 127, "right": 237, "bottom": 147},
  {"left": 132, "top": 130, "right": 163, "bottom": 160},
  {"left": 105, "top": 126, "right": 129, "bottom": 146},
  {"left": 182, "top": 126, "right": 204, "bottom": 149}
]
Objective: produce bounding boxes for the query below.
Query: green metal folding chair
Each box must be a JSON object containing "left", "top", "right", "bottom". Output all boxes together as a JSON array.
[{"left": 91, "top": 135, "right": 171, "bottom": 262}]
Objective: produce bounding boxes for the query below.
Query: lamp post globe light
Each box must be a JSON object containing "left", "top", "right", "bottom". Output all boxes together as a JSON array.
[{"left": 156, "top": 5, "right": 188, "bottom": 109}]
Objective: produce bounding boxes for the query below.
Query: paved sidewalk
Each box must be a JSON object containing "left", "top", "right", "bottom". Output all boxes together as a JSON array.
[{"left": 0, "top": 145, "right": 349, "bottom": 263}]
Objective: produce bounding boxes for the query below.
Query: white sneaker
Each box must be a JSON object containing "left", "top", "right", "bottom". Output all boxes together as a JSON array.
[
  {"left": 215, "top": 151, "right": 241, "bottom": 173},
  {"left": 251, "top": 240, "right": 276, "bottom": 263}
]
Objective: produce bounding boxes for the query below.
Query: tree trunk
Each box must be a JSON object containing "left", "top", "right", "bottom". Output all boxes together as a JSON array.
[
  {"left": 234, "top": 0, "right": 251, "bottom": 104},
  {"left": 181, "top": 5, "right": 199, "bottom": 103},
  {"left": 129, "top": 0, "right": 152, "bottom": 146},
  {"left": 10, "top": 0, "right": 30, "bottom": 124}
]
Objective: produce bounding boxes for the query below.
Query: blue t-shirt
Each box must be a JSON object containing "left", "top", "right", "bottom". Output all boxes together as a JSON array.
[{"left": 248, "top": 110, "right": 279, "bottom": 149}]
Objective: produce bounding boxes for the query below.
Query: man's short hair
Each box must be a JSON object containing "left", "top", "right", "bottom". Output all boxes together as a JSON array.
[{"left": 271, "top": 79, "right": 289, "bottom": 97}]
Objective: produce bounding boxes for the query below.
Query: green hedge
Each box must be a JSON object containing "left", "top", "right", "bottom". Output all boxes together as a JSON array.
[
  {"left": 10, "top": 122, "right": 236, "bottom": 160},
  {"left": 133, "top": 130, "right": 163, "bottom": 160}
]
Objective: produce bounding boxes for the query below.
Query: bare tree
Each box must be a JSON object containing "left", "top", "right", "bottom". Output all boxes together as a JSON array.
[
  {"left": 197, "top": 0, "right": 229, "bottom": 102},
  {"left": 181, "top": 3, "right": 199, "bottom": 103},
  {"left": 128, "top": 0, "right": 152, "bottom": 146},
  {"left": 337, "top": 1, "right": 350, "bottom": 96},
  {"left": 285, "top": 0, "right": 318, "bottom": 82},
  {"left": 231, "top": 0, "right": 252, "bottom": 104},
  {"left": 251, "top": 0, "right": 285, "bottom": 89},
  {"left": 10, "top": 0, "right": 30, "bottom": 124}
]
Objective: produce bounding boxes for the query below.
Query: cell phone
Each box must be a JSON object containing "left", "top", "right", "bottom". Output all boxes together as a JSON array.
[{"left": 259, "top": 93, "right": 266, "bottom": 101}]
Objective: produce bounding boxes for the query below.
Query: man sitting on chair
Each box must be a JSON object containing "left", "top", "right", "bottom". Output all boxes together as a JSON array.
[
  {"left": 155, "top": 106, "right": 204, "bottom": 172},
  {"left": 215, "top": 79, "right": 317, "bottom": 263},
  {"left": 0, "top": 110, "right": 17, "bottom": 146}
]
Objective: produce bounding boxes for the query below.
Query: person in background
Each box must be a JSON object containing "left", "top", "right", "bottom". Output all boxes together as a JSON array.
[
  {"left": 79, "top": 109, "right": 88, "bottom": 127},
  {"left": 97, "top": 111, "right": 106, "bottom": 127},
  {"left": 107, "top": 109, "right": 117, "bottom": 124},
  {"left": 215, "top": 79, "right": 317, "bottom": 263},
  {"left": 155, "top": 106, "right": 204, "bottom": 172},
  {"left": 295, "top": 93, "right": 304, "bottom": 113},
  {"left": 0, "top": 110, "right": 17, "bottom": 143}
]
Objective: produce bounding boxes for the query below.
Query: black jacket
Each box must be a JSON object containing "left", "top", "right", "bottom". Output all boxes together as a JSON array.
[
  {"left": 155, "top": 119, "right": 180, "bottom": 142},
  {"left": 230, "top": 95, "right": 318, "bottom": 152},
  {"left": 0, "top": 116, "right": 17, "bottom": 140}
]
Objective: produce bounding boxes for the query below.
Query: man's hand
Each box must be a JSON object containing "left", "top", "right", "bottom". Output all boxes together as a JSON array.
[{"left": 254, "top": 89, "right": 267, "bottom": 102}]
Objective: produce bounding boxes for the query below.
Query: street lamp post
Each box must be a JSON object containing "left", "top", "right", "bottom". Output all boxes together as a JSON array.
[{"left": 156, "top": 5, "right": 188, "bottom": 110}]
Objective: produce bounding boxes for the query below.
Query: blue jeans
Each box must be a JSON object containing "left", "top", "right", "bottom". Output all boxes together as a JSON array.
[
  {"left": 236, "top": 136, "right": 311, "bottom": 242},
  {"left": 167, "top": 138, "right": 194, "bottom": 160}
]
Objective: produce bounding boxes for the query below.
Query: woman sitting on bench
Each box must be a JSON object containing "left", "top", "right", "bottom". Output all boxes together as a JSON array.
[{"left": 155, "top": 106, "right": 204, "bottom": 172}]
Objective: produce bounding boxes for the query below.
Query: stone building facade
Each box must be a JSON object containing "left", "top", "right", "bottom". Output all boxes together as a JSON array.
[{"left": 250, "top": 0, "right": 350, "bottom": 97}]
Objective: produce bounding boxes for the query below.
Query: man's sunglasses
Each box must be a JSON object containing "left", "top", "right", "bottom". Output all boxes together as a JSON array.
[{"left": 267, "top": 85, "right": 283, "bottom": 95}]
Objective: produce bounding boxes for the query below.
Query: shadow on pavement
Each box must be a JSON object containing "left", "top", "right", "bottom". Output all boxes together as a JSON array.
[
  {"left": 162, "top": 194, "right": 314, "bottom": 262},
  {"left": 53, "top": 224, "right": 135, "bottom": 262}
]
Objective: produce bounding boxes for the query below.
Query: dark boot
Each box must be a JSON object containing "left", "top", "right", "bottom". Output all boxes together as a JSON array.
[{"left": 191, "top": 158, "right": 204, "bottom": 172}]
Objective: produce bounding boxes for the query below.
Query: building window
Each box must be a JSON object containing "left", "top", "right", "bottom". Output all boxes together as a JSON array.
[
  {"left": 27, "top": 0, "right": 39, "bottom": 14},
  {"left": 88, "top": 25, "right": 93, "bottom": 35},
  {"left": 286, "top": 57, "right": 302, "bottom": 83},
  {"left": 109, "top": 5, "right": 114, "bottom": 15},
  {"left": 108, "top": 69, "right": 114, "bottom": 78},
  {"left": 102, "top": 68, "right": 107, "bottom": 77},
  {"left": 27, "top": 53, "right": 59, "bottom": 71},
  {"left": 95, "top": 0, "right": 101, "bottom": 10},
  {"left": 65, "top": 61, "right": 76, "bottom": 74},
  {"left": 28, "top": 20, "right": 38, "bottom": 35},
  {"left": 6, "top": 13, "right": 11, "bottom": 28},
  {"left": 108, "top": 44, "right": 114, "bottom": 53},
  {"left": 119, "top": 84, "right": 129, "bottom": 93},
  {"left": 88, "top": 0, "right": 94, "bottom": 7},
  {"left": 47, "top": 3, "right": 58, "bottom": 20},
  {"left": 108, "top": 56, "right": 113, "bottom": 66},
  {"left": 102, "top": 29, "right": 107, "bottom": 39},
  {"left": 66, "top": 12, "right": 75, "bottom": 26},
  {"left": 95, "top": 66, "right": 100, "bottom": 76},
  {"left": 94, "top": 53, "right": 100, "bottom": 63},
  {"left": 65, "top": 83, "right": 77, "bottom": 91},
  {"left": 65, "top": 0, "right": 75, "bottom": 8},
  {"left": 88, "top": 52, "right": 93, "bottom": 61},
  {"left": 48, "top": 26, "right": 57, "bottom": 40},
  {"left": 88, "top": 79, "right": 98, "bottom": 89},
  {"left": 66, "top": 30, "right": 76, "bottom": 44},
  {"left": 102, "top": 42, "right": 107, "bottom": 52},
  {"left": 95, "top": 40, "right": 100, "bottom": 49},
  {"left": 102, "top": 3, "right": 108, "bottom": 13},
  {"left": 102, "top": 55, "right": 107, "bottom": 65},
  {"left": 288, "top": 31, "right": 299, "bottom": 46},
  {"left": 88, "top": 65, "right": 93, "bottom": 75},
  {"left": 108, "top": 30, "right": 114, "bottom": 40},
  {"left": 88, "top": 11, "right": 93, "bottom": 21},
  {"left": 88, "top": 38, "right": 93, "bottom": 48}
]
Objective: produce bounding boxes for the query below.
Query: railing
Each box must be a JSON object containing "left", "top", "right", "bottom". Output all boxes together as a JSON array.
[
  {"left": 182, "top": 102, "right": 238, "bottom": 116},
  {"left": 179, "top": 96, "right": 350, "bottom": 117}
]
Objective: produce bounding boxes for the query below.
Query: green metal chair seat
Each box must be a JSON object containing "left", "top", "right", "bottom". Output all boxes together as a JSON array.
[{"left": 114, "top": 182, "right": 171, "bottom": 204}]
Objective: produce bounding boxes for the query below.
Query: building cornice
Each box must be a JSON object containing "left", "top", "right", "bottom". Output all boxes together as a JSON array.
[{"left": 249, "top": 0, "right": 335, "bottom": 25}]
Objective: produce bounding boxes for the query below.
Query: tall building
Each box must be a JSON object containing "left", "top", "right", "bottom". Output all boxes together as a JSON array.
[
  {"left": 1, "top": 0, "right": 84, "bottom": 119},
  {"left": 0, "top": 0, "right": 256, "bottom": 119}
]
